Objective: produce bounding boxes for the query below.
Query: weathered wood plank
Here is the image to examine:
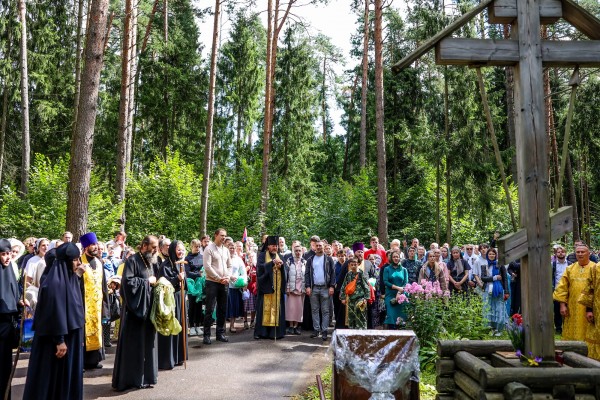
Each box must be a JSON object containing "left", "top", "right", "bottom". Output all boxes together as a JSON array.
[
  {"left": 435, "top": 38, "right": 519, "bottom": 66},
  {"left": 438, "top": 339, "right": 587, "bottom": 357},
  {"left": 498, "top": 206, "right": 572, "bottom": 265},
  {"left": 562, "top": 351, "right": 600, "bottom": 368},
  {"left": 541, "top": 41, "right": 600, "bottom": 67},
  {"left": 454, "top": 351, "right": 494, "bottom": 383},
  {"left": 391, "top": 0, "right": 493, "bottom": 72},
  {"left": 562, "top": 0, "right": 600, "bottom": 40},
  {"left": 503, "top": 382, "right": 533, "bottom": 400},
  {"left": 436, "top": 358, "right": 456, "bottom": 376},
  {"left": 479, "top": 368, "right": 600, "bottom": 390},
  {"left": 435, "top": 39, "right": 600, "bottom": 68},
  {"left": 436, "top": 375, "right": 456, "bottom": 393},
  {"left": 455, "top": 370, "right": 503, "bottom": 400},
  {"left": 490, "top": 353, "right": 522, "bottom": 368},
  {"left": 489, "top": 0, "right": 562, "bottom": 24},
  {"left": 513, "top": 0, "right": 555, "bottom": 358}
]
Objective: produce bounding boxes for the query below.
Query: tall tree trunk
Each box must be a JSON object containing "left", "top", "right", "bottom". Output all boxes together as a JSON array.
[
  {"left": 0, "top": 28, "right": 11, "bottom": 187},
  {"left": 343, "top": 74, "right": 359, "bottom": 180},
  {"left": 141, "top": 0, "right": 160, "bottom": 54},
  {"left": 18, "top": 0, "right": 30, "bottom": 197},
  {"left": 322, "top": 56, "right": 327, "bottom": 142},
  {"left": 436, "top": 159, "right": 440, "bottom": 243},
  {"left": 359, "top": 0, "right": 369, "bottom": 169},
  {"left": 66, "top": 0, "right": 109, "bottom": 239},
  {"left": 259, "top": 0, "right": 275, "bottom": 229},
  {"left": 235, "top": 103, "right": 242, "bottom": 171},
  {"left": 127, "top": 0, "right": 137, "bottom": 171},
  {"left": 578, "top": 155, "right": 584, "bottom": 242},
  {"left": 583, "top": 152, "right": 590, "bottom": 244},
  {"left": 116, "top": 0, "right": 132, "bottom": 205},
  {"left": 199, "top": 0, "right": 221, "bottom": 235},
  {"left": 565, "top": 153, "right": 579, "bottom": 241},
  {"left": 444, "top": 68, "right": 451, "bottom": 244},
  {"left": 503, "top": 24, "right": 517, "bottom": 180},
  {"left": 73, "top": 0, "right": 85, "bottom": 135},
  {"left": 549, "top": 68, "right": 560, "bottom": 208},
  {"left": 259, "top": 0, "right": 293, "bottom": 230},
  {"left": 161, "top": 0, "right": 169, "bottom": 160},
  {"left": 373, "top": 0, "right": 388, "bottom": 247}
]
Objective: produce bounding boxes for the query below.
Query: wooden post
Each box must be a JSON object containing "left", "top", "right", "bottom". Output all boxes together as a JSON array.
[{"left": 512, "top": 0, "right": 554, "bottom": 360}]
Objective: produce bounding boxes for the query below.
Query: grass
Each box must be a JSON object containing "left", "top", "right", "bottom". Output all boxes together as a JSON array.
[{"left": 292, "top": 365, "right": 332, "bottom": 400}]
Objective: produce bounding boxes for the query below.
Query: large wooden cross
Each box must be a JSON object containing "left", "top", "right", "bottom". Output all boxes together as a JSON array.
[{"left": 392, "top": 0, "right": 600, "bottom": 360}]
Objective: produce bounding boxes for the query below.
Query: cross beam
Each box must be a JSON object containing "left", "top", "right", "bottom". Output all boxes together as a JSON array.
[
  {"left": 497, "top": 206, "right": 573, "bottom": 265},
  {"left": 436, "top": 38, "right": 600, "bottom": 67}
]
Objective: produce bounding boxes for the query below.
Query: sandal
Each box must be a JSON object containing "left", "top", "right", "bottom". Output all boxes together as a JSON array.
[
  {"left": 250, "top": 321, "right": 255, "bottom": 329},
  {"left": 229, "top": 328, "right": 237, "bottom": 333},
  {"left": 244, "top": 321, "right": 249, "bottom": 330}
]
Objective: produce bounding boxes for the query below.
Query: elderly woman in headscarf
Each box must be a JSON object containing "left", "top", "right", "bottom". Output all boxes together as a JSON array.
[
  {"left": 157, "top": 240, "right": 188, "bottom": 369},
  {"left": 23, "top": 242, "right": 85, "bottom": 400}
]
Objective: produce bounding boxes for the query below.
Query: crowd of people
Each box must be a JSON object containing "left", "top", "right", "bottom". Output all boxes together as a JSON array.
[{"left": 1, "top": 230, "right": 600, "bottom": 399}]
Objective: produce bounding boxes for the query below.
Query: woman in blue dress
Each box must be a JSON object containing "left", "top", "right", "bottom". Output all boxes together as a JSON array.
[{"left": 383, "top": 251, "right": 408, "bottom": 329}]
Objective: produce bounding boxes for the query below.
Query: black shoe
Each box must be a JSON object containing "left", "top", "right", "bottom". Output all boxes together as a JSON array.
[
  {"left": 216, "top": 335, "right": 229, "bottom": 342},
  {"left": 287, "top": 327, "right": 294, "bottom": 334},
  {"left": 322, "top": 334, "right": 328, "bottom": 341},
  {"left": 254, "top": 335, "right": 261, "bottom": 340},
  {"left": 139, "top": 384, "right": 154, "bottom": 389},
  {"left": 310, "top": 331, "right": 319, "bottom": 338},
  {"left": 293, "top": 328, "right": 301, "bottom": 335},
  {"left": 203, "top": 336, "right": 212, "bottom": 345}
]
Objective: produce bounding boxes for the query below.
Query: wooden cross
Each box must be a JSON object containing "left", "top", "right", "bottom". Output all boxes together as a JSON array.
[{"left": 392, "top": 0, "right": 600, "bottom": 361}]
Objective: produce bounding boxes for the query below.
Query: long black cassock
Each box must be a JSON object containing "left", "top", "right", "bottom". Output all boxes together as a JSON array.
[
  {"left": 23, "top": 243, "right": 85, "bottom": 400},
  {"left": 0, "top": 241, "right": 21, "bottom": 400},
  {"left": 254, "top": 250, "right": 286, "bottom": 339},
  {"left": 157, "top": 241, "right": 188, "bottom": 370},
  {"left": 112, "top": 253, "right": 158, "bottom": 391}
]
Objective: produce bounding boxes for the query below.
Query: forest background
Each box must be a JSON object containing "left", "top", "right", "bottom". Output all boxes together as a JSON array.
[{"left": 1, "top": 0, "right": 599, "bottom": 248}]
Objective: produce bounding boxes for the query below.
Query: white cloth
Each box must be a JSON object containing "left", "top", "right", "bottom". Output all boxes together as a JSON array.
[
  {"left": 24, "top": 255, "right": 41, "bottom": 278},
  {"left": 554, "top": 260, "right": 569, "bottom": 287}
]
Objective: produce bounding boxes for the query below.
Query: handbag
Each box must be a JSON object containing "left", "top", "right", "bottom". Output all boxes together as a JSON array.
[
  {"left": 367, "top": 284, "right": 376, "bottom": 304},
  {"left": 108, "top": 292, "right": 121, "bottom": 322},
  {"left": 345, "top": 273, "right": 360, "bottom": 296}
]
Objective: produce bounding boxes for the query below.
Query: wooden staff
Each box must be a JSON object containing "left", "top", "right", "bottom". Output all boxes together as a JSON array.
[
  {"left": 176, "top": 260, "right": 187, "bottom": 369},
  {"left": 4, "top": 278, "right": 27, "bottom": 400}
]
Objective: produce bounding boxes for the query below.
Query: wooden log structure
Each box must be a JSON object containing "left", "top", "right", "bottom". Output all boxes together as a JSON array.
[
  {"left": 479, "top": 368, "right": 600, "bottom": 391},
  {"left": 490, "top": 353, "right": 522, "bottom": 368},
  {"left": 436, "top": 375, "right": 456, "bottom": 393},
  {"left": 455, "top": 370, "right": 503, "bottom": 400},
  {"left": 436, "top": 358, "right": 455, "bottom": 376},
  {"left": 437, "top": 340, "right": 588, "bottom": 358},
  {"left": 562, "top": 351, "right": 600, "bottom": 368},
  {"left": 503, "top": 382, "right": 533, "bottom": 400}
]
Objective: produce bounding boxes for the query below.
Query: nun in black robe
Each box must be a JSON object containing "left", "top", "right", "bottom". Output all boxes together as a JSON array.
[
  {"left": 1, "top": 238, "right": 21, "bottom": 400},
  {"left": 112, "top": 251, "right": 158, "bottom": 391},
  {"left": 157, "top": 241, "right": 188, "bottom": 370},
  {"left": 23, "top": 242, "right": 85, "bottom": 400},
  {"left": 254, "top": 236, "right": 287, "bottom": 340}
]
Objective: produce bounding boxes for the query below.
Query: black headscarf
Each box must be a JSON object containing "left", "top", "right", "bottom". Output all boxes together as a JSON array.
[
  {"left": 168, "top": 240, "right": 184, "bottom": 266},
  {"left": 39, "top": 248, "right": 57, "bottom": 285},
  {"left": 33, "top": 242, "right": 84, "bottom": 336},
  {"left": 0, "top": 238, "right": 19, "bottom": 314}
]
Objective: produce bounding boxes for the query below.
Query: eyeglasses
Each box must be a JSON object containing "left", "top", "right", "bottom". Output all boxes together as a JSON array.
[{"left": 466, "top": 248, "right": 473, "bottom": 250}]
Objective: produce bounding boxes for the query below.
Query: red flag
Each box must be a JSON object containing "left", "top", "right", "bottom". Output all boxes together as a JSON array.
[{"left": 242, "top": 227, "right": 247, "bottom": 243}]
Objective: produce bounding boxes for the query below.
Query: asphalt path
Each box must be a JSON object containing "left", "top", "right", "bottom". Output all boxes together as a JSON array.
[{"left": 9, "top": 325, "right": 332, "bottom": 399}]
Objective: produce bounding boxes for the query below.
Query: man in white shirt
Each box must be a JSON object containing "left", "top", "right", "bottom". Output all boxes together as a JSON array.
[
  {"left": 553, "top": 245, "right": 569, "bottom": 334},
  {"left": 202, "top": 228, "right": 233, "bottom": 344},
  {"left": 472, "top": 243, "right": 489, "bottom": 292}
]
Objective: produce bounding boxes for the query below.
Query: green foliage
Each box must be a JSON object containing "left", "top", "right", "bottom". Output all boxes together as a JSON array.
[
  {"left": 125, "top": 151, "right": 201, "bottom": 245},
  {"left": 0, "top": 154, "right": 120, "bottom": 239}
]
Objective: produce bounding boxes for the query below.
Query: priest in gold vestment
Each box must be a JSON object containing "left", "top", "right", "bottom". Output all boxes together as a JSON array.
[
  {"left": 79, "top": 232, "right": 109, "bottom": 369},
  {"left": 254, "top": 236, "right": 286, "bottom": 340},
  {"left": 553, "top": 243, "right": 595, "bottom": 343},
  {"left": 579, "top": 260, "right": 600, "bottom": 360}
]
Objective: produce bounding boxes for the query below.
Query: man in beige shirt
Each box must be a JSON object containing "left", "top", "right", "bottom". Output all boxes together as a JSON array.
[{"left": 203, "top": 228, "right": 233, "bottom": 344}]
